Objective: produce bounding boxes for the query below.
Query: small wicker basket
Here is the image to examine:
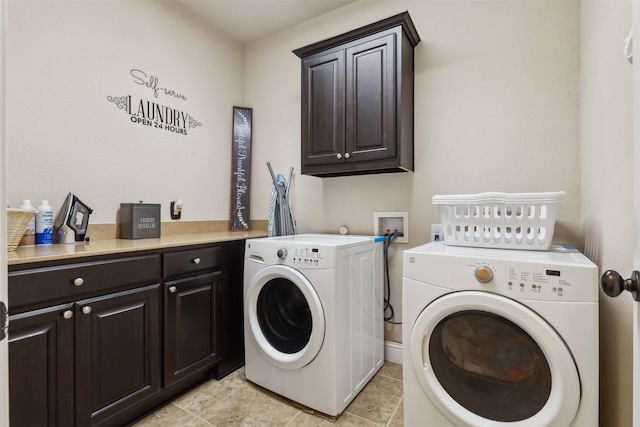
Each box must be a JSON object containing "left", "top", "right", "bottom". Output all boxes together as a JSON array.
[{"left": 7, "top": 208, "right": 38, "bottom": 251}]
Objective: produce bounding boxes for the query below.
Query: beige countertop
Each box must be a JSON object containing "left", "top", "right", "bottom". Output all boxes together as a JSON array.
[{"left": 8, "top": 229, "right": 268, "bottom": 266}]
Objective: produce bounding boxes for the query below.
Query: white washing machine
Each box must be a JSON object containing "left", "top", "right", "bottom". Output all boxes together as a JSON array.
[
  {"left": 244, "top": 234, "right": 384, "bottom": 416},
  {"left": 402, "top": 242, "right": 598, "bottom": 427}
]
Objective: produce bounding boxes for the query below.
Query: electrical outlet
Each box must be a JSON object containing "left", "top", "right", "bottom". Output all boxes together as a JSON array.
[
  {"left": 431, "top": 224, "right": 443, "bottom": 242},
  {"left": 373, "top": 212, "right": 408, "bottom": 243}
]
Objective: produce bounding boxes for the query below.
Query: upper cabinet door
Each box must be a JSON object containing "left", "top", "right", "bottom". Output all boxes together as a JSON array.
[
  {"left": 302, "top": 50, "right": 345, "bottom": 168},
  {"left": 345, "top": 31, "right": 396, "bottom": 163}
]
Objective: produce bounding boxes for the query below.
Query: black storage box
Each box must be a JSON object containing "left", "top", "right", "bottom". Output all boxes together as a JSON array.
[{"left": 120, "top": 203, "right": 161, "bottom": 239}]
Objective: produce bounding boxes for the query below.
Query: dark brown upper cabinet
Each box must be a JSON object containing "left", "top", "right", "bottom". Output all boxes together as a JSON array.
[{"left": 293, "top": 12, "right": 420, "bottom": 177}]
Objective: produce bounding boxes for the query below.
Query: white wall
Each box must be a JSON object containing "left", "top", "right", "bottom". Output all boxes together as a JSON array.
[
  {"left": 580, "top": 2, "right": 633, "bottom": 426},
  {"left": 5, "top": 1, "right": 244, "bottom": 223},
  {"left": 244, "top": 0, "right": 581, "bottom": 343}
]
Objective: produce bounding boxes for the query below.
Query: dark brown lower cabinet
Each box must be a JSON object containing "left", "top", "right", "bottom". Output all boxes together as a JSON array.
[
  {"left": 8, "top": 303, "right": 75, "bottom": 427},
  {"left": 75, "top": 284, "right": 161, "bottom": 426},
  {"left": 164, "top": 271, "right": 221, "bottom": 386},
  {"left": 8, "top": 241, "right": 246, "bottom": 426},
  {"left": 9, "top": 285, "right": 161, "bottom": 427}
]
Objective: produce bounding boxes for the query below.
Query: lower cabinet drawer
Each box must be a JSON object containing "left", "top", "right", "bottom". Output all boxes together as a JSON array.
[
  {"left": 9, "top": 254, "right": 162, "bottom": 311},
  {"left": 163, "top": 246, "right": 222, "bottom": 278}
]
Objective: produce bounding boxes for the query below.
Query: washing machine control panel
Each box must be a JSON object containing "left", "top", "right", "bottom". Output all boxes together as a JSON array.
[
  {"left": 274, "top": 245, "right": 328, "bottom": 267},
  {"left": 292, "top": 247, "right": 322, "bottom": 266}
]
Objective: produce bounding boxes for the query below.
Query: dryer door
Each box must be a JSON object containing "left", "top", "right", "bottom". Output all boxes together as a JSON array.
[
  {"left": 410, "top": 290, "right": 580, "bottom": 427},
  {"left": 246, "top": 264, "right": 325, "bottom": 370}
]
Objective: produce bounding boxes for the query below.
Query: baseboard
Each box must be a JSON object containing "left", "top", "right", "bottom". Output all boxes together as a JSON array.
[{"left": 384, "top": 340, "right": 403, "bottom": 364}]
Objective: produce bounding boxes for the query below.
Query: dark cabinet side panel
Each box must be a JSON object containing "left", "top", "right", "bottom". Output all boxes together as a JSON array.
[{"left": 215, "top": 239, "right": 246, "bottom": 379}]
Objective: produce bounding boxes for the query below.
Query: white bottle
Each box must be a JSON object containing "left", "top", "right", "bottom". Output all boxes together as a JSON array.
[
  {"left": 35, "top": 200, "right": 53, "bottom": 245},
  {"left": 19, "top": 199, "right": 36, "bottom": 246}
]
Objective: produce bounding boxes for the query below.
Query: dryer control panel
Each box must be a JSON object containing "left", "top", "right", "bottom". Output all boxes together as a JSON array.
[
  {"left": 403, "top": 242, "right": 599, "bottom": 303},
  {"left": 469, "top": 260, "right": 592, "bottom": 301}
]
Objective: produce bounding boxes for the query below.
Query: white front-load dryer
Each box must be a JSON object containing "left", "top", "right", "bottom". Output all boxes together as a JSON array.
[
  {"left": 402, "top": 242, "right": 598, "bottom": 427},
  {"left": 244, "top": 234, "right": 384, "bottom": 416}
]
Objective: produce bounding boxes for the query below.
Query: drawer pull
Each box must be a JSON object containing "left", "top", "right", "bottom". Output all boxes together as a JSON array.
[
  {"left": 82, "top": 306, "right": 92, "bottom": 315},
  {"left": 63, "top": 310, "right": 74, "bottom": 319},
  {"left": 169, "top": 286, "right": 177, "bottom": 294},
  {"left": 74, "top": 277, "right": 84, "bottom": 286},
  {"left": 192, "top": 257, "right": 201, "bottom": 265}
]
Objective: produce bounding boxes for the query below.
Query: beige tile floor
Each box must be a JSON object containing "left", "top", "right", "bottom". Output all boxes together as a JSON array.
[{"left": 133, "top": 362, "right": 404, "bottom": 426}]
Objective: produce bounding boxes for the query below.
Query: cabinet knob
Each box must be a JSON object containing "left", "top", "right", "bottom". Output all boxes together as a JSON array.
[
  {"left": 336, "top": 153, "right": 343, "bottom": 160},
  {"left": 169, "top": 286, "right": 177, "bottom": 293},
  {"left": 344, "top": 153, "right": 351, "bottom": 159},
  {"left": 82, "top": 306, "right": 92, "bottom": 315},
  {"left": 74, "top": 277, "right": 84, "bottom": 286},
  {"left": 192, "top": 257, "right": 201, "bottom": 265},
  {"left": 63, "top": 310, "right": 73, "bottom": 319}
]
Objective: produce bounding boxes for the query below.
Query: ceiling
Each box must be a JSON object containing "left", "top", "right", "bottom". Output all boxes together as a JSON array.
[{"left": 176, "top": 0, "right": 356, "bottom": 45}]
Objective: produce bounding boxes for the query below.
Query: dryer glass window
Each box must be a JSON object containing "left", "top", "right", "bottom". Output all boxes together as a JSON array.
[
  {"left": 257, "top": 278, "right": 313, "bottom": 354},
  {"left": 428, "top": 310, "right": 552, "bottom": 422}
]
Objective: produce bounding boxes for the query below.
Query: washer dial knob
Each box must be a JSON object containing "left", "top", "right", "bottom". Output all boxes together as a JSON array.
[
  {"left": 277, "top": 248, "right": 288, "bottom": 259},
  {"left": 474, "top": 265, "right": 494, "bottom": 283}
]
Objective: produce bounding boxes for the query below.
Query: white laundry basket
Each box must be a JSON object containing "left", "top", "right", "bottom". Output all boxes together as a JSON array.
[{"left": 432, "top": 191, "right": 566, "bottom": 250}]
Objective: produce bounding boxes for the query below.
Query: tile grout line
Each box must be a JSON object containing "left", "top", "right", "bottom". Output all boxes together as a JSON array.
[
  {"left": 168, "top": 402, "right": 216, "bottom": 426},
  {"left": 342, "top": 410, "right": 387, "bottom": 427},
  {"left": 385, "top": 393, "right": 404, "bottom": 427},
  {"left": 283, "top": 410, "right": 304, "bottom": 426}
]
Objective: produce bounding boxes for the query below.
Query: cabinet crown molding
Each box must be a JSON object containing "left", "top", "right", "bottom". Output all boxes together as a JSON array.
[{"left": 293, "top": 11, "right": 420, "bottom": 58}]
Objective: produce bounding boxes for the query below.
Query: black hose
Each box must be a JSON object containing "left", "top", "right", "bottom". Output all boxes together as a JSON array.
[{"left": 383, "top": 231, "right": 403, "bottom": 325}]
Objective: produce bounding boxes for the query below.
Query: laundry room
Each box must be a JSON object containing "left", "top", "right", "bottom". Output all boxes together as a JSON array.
[{"left": 0, "top": 0, "right": 634, "bottom": 426}]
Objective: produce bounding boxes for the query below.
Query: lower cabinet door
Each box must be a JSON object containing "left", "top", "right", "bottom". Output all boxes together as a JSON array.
[
  {"left": 9, "top": 303, "right": 75, "bottom": 427},
  {"left": 164, "top": 271, "right": 221, "bottom": 386},
  {"left": 75, "top": 284, "right": 161, "bottom": 426}
]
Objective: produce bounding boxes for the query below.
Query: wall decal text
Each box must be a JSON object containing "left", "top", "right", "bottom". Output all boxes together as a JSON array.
[
  {"left": 130, "top": 69, "right": 188, "bottom": 100},
  {"left": 107, "top": 68, "right": 202, "bottom": 136},
  {"left": 107, "top": 95, "right": 201, "bottom": 135}
]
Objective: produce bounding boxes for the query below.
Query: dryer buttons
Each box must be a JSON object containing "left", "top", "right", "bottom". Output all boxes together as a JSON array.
[{"left": 474, "top": 265, "right": 494, "bottom": 283}]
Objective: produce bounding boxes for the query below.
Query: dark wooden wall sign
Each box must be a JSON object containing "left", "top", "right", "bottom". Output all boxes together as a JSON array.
[{"left": 230, "top": 107, "right": 252, "bottom": 230}]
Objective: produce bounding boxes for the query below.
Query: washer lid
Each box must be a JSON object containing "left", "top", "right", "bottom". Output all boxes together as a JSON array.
[
  {"left": 246, "top": 264, "right": 325, "bottom": 370},
  {"left": 409, "top": 291, "right": 580, "bottom": 427}
]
